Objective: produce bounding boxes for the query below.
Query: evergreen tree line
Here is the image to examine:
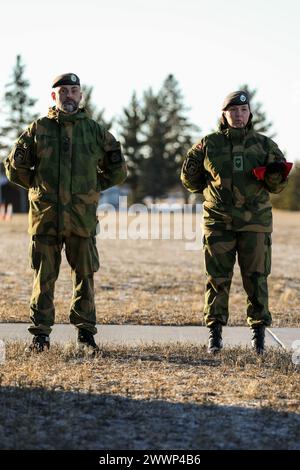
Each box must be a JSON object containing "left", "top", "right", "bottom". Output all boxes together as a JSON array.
[{"left": 1, "top": 55, "right": 299, "bottom": 209}]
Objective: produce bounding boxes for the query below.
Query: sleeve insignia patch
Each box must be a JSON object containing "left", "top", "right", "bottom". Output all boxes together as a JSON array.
[
  {"left": 13, "top": 146, "right": 27, "bottom": 164},
  {"left": 107, "top": 150, "right": 123, "bottom": 165},
  {"left": 184, "top": 156, "right": 201, "bottom": 176}
]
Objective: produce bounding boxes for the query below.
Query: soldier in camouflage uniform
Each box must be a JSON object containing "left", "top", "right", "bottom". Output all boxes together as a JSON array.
[
  {"left": 5, "top": 73, "right": 127, "bottom": 353},
  {"left": 181, "top": 91, "right": 292, "bottom": 354}
]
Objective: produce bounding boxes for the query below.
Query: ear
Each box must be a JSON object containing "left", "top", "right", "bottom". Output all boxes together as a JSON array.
[{"left": 51, "top": 91, "right": 56, "bottom": 102}]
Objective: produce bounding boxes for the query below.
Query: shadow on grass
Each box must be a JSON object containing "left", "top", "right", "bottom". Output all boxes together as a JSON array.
[
  {"left": 99, "top": 345, "right": 294, "bottom": 371},
  {"left": 0, "top": 386, "right": 299, "bottom": 450}
]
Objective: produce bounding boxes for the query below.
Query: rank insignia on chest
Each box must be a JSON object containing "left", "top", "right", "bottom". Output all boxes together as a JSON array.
[{"left": 233, "top": 155, "right": 244, "bottom": 172}]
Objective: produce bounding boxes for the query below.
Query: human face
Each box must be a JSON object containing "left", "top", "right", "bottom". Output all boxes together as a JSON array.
[
  {"left": 51, "top": 85, "right": 82, "bottom": 114},
  {"left": 224, "top": 104, "right": 250, "bottom": 128}
]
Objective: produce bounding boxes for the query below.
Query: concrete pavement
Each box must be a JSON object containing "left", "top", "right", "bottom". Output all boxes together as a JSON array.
[{"left": 0, "top": 323, "right": 299, "bottom": 350}]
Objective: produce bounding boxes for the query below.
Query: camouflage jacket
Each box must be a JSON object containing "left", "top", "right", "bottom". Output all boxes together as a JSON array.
[
  {"left": 5, "top": 107, "right": 127, "bottom": 237},
  {"left": 181, "top": 124, "right": 287, "bottom": 233}
]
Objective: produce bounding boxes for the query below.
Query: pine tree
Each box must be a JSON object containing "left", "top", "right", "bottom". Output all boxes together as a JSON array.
[
  {"left": 239, "top": 84, "right": 274, "bottom": 136},
  {"left": 0, "top": 54, "right": 38, "bottom": 163},
  {"left": 139, "top": 75, "right": 198, "bottom": 202},
  {"left": 81, "top": 84, "right": 113, "bottom": 130},
  {"left": 158, "top": 74, "right": 199, "bottom": 189},
  {"left": 139, "top": 88, "right": 170, "bottom": 201},
  {"left": 118, "top": 92, "right": 145, "bottom": 202},
  {"left": 0, "top": 55, "right": 37, "bottom": 210}
]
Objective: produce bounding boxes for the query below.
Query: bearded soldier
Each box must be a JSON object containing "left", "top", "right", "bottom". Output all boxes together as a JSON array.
[
  {"left": 5, "top": 73, "right": 127, "bottom": 353},
  {"left": 181, "top": 91, "right": 292, "bottom": 354}
]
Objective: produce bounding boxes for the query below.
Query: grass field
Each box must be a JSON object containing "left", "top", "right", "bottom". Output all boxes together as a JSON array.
[
  {"left": 0, "top": 342, "right": 299, "bottom": 449},
  {"left": 0, "top": 210, "right": 299, "bottom": 327},
  {"left": 0, "top": 210, "right": 299, "bottom": 449}
]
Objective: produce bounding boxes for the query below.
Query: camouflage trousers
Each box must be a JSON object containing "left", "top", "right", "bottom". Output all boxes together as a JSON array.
[
  {"left": 203, "top": 231, "right": 272, "bottom": 327},
  {"left": 28, "top": 235, "right": 100, "bottom": 336}
]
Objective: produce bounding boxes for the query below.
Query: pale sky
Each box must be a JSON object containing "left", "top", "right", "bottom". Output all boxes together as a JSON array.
[{"left": 1, "top": 0, "right": 300, "bottom": 160}]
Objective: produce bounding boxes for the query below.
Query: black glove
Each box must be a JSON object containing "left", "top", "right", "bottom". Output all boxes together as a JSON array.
[{"left": 265, "top": 161, "right": 285, "bottom": 175}]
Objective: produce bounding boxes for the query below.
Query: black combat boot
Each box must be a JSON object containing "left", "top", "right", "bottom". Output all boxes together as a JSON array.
[
  {"left": 251, "top": 324, "right": 265, "bottom": 354},
  {"left": 207, "top": 323, "right": 223, "bottom": 354},
  {"left": 26, "top": 334, "right": 50, "bottom": 353},
  {"left": 77, "top": 329, "right": 100, "bottom": 354}
]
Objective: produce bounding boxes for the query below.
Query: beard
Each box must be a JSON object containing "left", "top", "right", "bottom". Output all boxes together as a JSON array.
[{"left": 60, "top": 99, "right": 79, "bottom": 114}]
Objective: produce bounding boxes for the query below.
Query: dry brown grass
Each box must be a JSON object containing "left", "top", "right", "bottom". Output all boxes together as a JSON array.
[
  {"left": 0, "top": 341, "right": 299, "bottom": 449},
  {"left": 1, "top": 211, "right": 299, "bottom": 449},
  {"left": 0, "top": 210, "right": 299, "bottom": 326}
]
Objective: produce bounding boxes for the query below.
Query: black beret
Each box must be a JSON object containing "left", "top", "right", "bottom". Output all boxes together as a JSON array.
[
  {"left": 52, "top": 73, "right": 80, "bottom": 88},
  {"left": 222, "top": 91, "right": 250, "bottom": 110}
]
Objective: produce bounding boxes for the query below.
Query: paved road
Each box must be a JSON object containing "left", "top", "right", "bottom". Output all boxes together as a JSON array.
[{"left": 0, "top": 323, "right": 299, "bottom": 350}]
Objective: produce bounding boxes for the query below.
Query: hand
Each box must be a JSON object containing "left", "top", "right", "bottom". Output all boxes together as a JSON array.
[
  {"left": 266, "top": 161, "right": 293, "bottom": 180},
  {"left": 266, "top": 161, "right": 285, "bottom": 175},
  {"left": 252, "top": 161, "right": 293, "bottom": 182}
]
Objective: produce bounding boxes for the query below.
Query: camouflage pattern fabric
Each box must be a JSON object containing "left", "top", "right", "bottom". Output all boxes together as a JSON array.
[
  {"left": 5, "top": 107, "right": 127, "bottom": 238},
  {"left": 181, "top": 121, "right": 288, "bottom": 328},
  {"left": 181, "top": 124, "right": 287, "bottom": 233},
  {"left": 203, "top": 231, "right": 272, "bottom": 327},
  {"left": 28, "top": 235, "right": 99, "bottom": 336},
  {"left": 5, "top": 106, "right": 126, "bottom": 336}
]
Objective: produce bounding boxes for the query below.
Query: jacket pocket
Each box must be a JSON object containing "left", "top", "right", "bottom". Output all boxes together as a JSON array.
[
  {"left": 71, "top": 191, "right": 99, "bottom": 237},
  {"left": 28, "top": 190, "right": 57, "bottom": 235},
  {"left": 71, "top": 144, "right": 101, "bottom": 194}
]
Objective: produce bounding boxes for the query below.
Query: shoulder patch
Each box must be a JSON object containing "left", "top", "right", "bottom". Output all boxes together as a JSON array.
[
  {"left": 13, "top": 146, "right": 28, "bottom": 164},
  {"left": 107, "top": 149, "right": 123, "bottom": 165},
  {"left": 183, "top": 155, "right": 202, "bottom": 177}
]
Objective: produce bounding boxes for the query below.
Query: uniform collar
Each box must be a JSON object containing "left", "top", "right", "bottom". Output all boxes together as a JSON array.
[
  {"left": 47, "top": 106, "right": 87, "bottom": 123},
  {"left": 223, "top": 126, "right": 251, "bottom": 144}
]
